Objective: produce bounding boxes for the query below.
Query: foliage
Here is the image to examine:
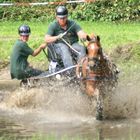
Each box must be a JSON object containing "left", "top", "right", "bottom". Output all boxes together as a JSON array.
[
  {"left": 0, "top": 5, "right": 56, "bottom": 22},
  {"left": 0, "top": 0, "right": 139, "bottom": 22},
  {"left": 70, "top": 0, "right": 140, "bottom": 21}
]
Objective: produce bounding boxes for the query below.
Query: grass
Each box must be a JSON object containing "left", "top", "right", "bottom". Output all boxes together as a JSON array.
[
  {"left": 79, "top": 21, "right": 140, "bottom": 51},
  {"left": 0, "top": 21, "right": 140, "bottom": 69}
]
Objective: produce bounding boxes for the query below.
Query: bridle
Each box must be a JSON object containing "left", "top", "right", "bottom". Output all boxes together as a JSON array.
[
  {"left": 87, "top": 38, "right": 101, "bottom": 72},
  {"left": 82, "top": 36, "right": 109, "bottom": 81},
  {"left": 88, "top": 57, "right": 100, "bottom": 71}
]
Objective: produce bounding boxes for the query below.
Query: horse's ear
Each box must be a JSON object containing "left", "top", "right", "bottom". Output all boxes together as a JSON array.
[
  {"left": 86, "top": 35, "right": 91, "bottom": 41},
  {"left": 97, "top": 35, "right": 100, "bottom": 42}
]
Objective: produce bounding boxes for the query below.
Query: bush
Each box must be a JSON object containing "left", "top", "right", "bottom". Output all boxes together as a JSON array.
[{"left": 0, "top": 0, "right": 139, "bottom": 22}]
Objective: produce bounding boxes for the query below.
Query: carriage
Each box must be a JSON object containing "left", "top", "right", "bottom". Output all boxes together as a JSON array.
[{"left": 21, "top": 34, "right": 119, "bottom": 120}]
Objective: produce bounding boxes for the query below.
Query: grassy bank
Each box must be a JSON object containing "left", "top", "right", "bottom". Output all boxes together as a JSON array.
[{"left": 0, "top": 21, "right": 140, "bottom": 69}]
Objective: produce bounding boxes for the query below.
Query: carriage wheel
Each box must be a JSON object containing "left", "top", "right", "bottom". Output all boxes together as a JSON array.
[
  {"left": 20, "top": 79, "right": 28, "bottom": 87},
  {"left": 20, "top": 79, "right": 38, "bottom": 88},
  {"left": 96, "top": 89, "right": 103, "bottom": 120}
]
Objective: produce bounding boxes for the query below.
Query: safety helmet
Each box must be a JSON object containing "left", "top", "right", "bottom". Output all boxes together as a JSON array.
[
  {"left": 56, "top": 5, "right": 68, "bottom": 18},
  {"left": 18, "top": 25, "right": 31, "bottom": 36}
]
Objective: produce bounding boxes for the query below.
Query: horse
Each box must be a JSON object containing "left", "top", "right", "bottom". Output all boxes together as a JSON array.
[{"left": 76, "top": 34, "right": 119, "bottom": 120}]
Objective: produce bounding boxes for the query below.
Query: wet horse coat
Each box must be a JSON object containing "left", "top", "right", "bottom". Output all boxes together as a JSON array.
[{"left": 76, "top": 34, "right": 118, "bottom": 97}]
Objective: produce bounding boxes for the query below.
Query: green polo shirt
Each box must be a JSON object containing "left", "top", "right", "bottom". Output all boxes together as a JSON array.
[
  {"left": 47, "top": 19, "right": 82, "bottom": 45},
  {"left": 10, "top": 39, "right": 33, "bottom": 80}
]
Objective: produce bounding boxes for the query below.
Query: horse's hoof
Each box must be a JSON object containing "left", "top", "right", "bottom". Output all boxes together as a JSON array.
[{"left": 96, "top": 113, "right": 103, "bottom": 121}]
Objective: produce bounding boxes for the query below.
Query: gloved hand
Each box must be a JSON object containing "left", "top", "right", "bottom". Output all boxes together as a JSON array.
[
  {"left": 57, "top": 32, "right": 66, "bottom": 40},
  {"left": 80, "top": 38, "right": 87, "bottom": 42}
]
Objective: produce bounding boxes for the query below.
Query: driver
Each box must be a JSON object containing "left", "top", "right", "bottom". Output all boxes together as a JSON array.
[{"left": 45, "top": 5, "right": 87, "bottom": 69}]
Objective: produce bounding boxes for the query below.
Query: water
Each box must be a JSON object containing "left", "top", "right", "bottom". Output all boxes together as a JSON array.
[{"left": 0, "top": 72, "right": 140, "bottom": 139}]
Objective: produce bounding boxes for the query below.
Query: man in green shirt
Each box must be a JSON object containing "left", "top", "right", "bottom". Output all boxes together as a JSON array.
[
  {"left": 10, "top": 25, "right": 47, "bottom": 80},
  {"left": 45, "top": 5, "right": 87, "bottom": 69}
]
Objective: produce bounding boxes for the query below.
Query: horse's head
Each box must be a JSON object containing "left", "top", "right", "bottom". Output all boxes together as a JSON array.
[{"left": 86, "top": 34, "right": 102, "bottom": 71}]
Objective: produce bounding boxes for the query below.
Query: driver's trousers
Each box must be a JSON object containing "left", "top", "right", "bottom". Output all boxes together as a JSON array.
[{"left": 50, "top": 42, "right": 86, "bottom": 68}]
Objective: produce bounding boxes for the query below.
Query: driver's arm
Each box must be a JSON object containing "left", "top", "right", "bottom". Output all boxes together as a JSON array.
[{"left": 45, "top": 34, "right": 59, "bottom": 43}]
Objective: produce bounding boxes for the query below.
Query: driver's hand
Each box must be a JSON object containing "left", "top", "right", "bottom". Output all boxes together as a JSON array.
[
  {"left": 57, "top": 32, "right": 66, "bottom": 40},
  {"left": 80, "top": 38, "right": 87, "bottom": 42}
]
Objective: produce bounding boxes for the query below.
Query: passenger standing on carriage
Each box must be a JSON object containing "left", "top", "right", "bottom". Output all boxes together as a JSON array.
[
  {"left": 45, "top": 5, "right": 87, "bottom": 69},
  {"left": 10, "top": 25, "right": 47, "bottom": 80}
]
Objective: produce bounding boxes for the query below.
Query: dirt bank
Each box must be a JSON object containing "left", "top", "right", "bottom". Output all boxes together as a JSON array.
[
  {"left": 0, "top": 60, "right": 9, "bottom": 70},
  {"left": 109, "top": 42, "right": 140, "bottom": 63}
]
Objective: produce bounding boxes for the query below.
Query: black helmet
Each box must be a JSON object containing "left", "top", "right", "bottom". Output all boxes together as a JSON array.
[
  {"left": 18, "top": 25, "right": 31, "bottom": 36},
  {"left": 56, "top": 5, "right": 68, "bottom": 18}
]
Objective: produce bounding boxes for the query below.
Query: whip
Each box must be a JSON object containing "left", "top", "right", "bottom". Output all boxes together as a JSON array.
[{"left": 61, "top": 38, "right": 80, "bottom": 55}]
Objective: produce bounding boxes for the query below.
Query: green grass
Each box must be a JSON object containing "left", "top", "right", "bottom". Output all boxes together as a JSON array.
[
  {"left": 79, "top": 21, "right": 140, "bottom": 51},
  {"left": 0, "top": 21, "right": 140, "bottom": 66}
]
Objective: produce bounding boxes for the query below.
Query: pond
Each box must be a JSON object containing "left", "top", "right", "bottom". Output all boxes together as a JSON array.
[{"left": 0, "top": 74, "right": 140, "bottom": 140}]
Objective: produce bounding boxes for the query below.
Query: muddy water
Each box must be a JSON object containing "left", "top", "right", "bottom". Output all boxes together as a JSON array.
[{"left": 0, "top": 75, "right": 140, "bottom": 139}]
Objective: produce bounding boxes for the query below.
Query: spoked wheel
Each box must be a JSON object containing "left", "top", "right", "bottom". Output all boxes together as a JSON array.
[
  {"left": 20, "top": 79, "right": 33, "bottom": 88},
  {"left": 96, "top": 89, "right": 104, "bottom": 120},
  {"left": 20, "top": 78, "right": 41, "bottom": 88}
]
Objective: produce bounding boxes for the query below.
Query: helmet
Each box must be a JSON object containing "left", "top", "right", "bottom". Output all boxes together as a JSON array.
[
  {"left": 56, "top": 5, "right": 68, "bottom": 18},
  {"left": 18, "top": 25, "right": 31, "bottom": 36}
]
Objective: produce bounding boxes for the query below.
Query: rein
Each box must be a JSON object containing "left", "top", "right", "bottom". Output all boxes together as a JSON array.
[
  {"left": 80, "top": 54, "right": 111, "bottom": 82},
  {"left": 77, "top": 35, "right": 114, "bottom": 82},
  {"left": 83, "top": 56, "right": 115, "bottom": 81}
]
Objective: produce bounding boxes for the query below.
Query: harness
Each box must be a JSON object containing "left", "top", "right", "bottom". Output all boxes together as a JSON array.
[{"left": 79, "top": 55, "right": 113, "bottom": 81}]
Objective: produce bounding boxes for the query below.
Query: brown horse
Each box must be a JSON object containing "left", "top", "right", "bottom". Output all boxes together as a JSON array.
[{"left": 76, "top": 34, "right": 118, "bottom": 119}]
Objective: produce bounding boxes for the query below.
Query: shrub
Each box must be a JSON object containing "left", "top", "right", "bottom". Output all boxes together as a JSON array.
[{"left": 0, "top": 0, "right": 139, "bottom": 22}]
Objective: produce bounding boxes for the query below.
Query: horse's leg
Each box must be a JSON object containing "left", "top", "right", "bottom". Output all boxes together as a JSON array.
[
  {"left": 96, "top": 89, "right": 104, "bottom": 120},
  {"left": 85, "top": 81, "right": 104, "bottom": 120},
  {"left": 86, "top": 81, "right": 96, "bottom": 96}
]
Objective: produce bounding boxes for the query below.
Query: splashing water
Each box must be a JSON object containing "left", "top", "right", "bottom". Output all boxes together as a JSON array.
[
  {"left": 0, "top": 77, "right": 97, "bottom": 122},
  {"left": 0, "top": 72, "right": 140, "bottom": 121}
]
